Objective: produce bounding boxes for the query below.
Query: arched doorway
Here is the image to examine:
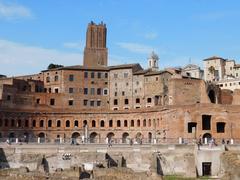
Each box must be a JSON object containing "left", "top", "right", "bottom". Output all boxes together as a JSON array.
[
  {"left": 107, "top": 132, "right": 115, "bottom": 143},
  {"left": 208, "top": 90, "right": 216, "bottom": 103},
  {"left": 148, "top": 132, "right": 152, "bottom": 143},
  {"left": 203, "top": 133, "right": 212, "bottom": 143},
  {"left": 71, "top": 132, "right": 80, "bottom": 145},
  {"left": 122, "top": 132, "right": 129, "bottom": 143},
  {"left": 90, "top": 132, "right": 98, "bottom": 143},
  {"left": 135, "top": 132, "right": 142, "bottom": 144},
  {"left": 38, "top": 132, "right": 45, "bottom": 143},
  {"left": 9, "top": 132, "right": 15, "bottom": 142}
]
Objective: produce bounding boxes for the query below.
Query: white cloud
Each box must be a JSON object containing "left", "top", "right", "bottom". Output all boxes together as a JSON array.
[
  {"left": 0, "top": 39, "right": 83, "bottom": 76},
  {"left": 63, "top": 41, "right": 83, "bottom": 50},
  {"left": 144, "top": 32, "right": 158, "bottom": 40},
  {"left": 116, "top": 42, "right": 156, "bottom": 54},
  {"left": 0, "top": 1, "right": 32, "bottom": 20}
]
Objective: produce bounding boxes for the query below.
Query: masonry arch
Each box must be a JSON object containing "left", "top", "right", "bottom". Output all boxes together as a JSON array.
[
  {"left": 107, "top": 132, "right": 115, "bottom": 142},
  {"left": 122, "top": 132, "right": 129, "bottom": 143},
  {"left": 72, "top": 132, "right": 80, "bottom": 139},
  {"left": 135, "top": 132, "right": 143, "bottom": 144},
  {"left": 90, "top": 132, "right": 98, "bottom": 143},
  {"left": 100, "top": 120, "right": 105, "bottom": 127},
  {"left": 203, "top": 133, "right": 212, "bottom": 143},
  {"left": 148, "top": 132, "right": 152, "bottom": 143},
  {"left": 38, "top": 132, "right": 45, "bottom": 143}
]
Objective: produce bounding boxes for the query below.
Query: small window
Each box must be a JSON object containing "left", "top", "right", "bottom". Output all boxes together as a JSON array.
[
  {"left": 136, "top": 98, "right": 140, "bottom": 104},
  {"left": 69, "top": 88, "right": 74, "bottom": 93},
  {"left": 55, "top": 88, "right": 59, "bottom": 93},
  {"left": 91, "top": 72, "right": 95, "bottom": 78},
  {"left": 32, "top": 120, "right": 36, "bottom": 127},
  {"left": 217, "top": 122, "right": 225, "bottom": 133},
  {"left": 124, "top": 73, "right": 128, "bottom": 78},
  {"left": 66, "top": 120, "right": 70, "bottom": 127},
  {"left": 114, "top": 99, "right": 118, "bottom": 105},
  {"left": 40, "top": 120, "right": 44, "bottom": 127},
  {"left": 188, "top": 122, "right": 197, "bottom": 133},
  {"left": 98, "top": 72, "right": 101, "bottom": 78},
  {"left": 124, "top": 120, "right": 128, "bottom": 127},
  {"left": 91, "top": 88, "right": 95, "bottom": 95},
  {"left": 74, "top": 120, "right": 78, "bottom": 127},
  {"left": 105, "top": 73, "right": 108, "bottom": 78},
  {"left": 84, "top": 72, "right": 88, "bottom": 78},
  {"left": 100, "top": 120, "right": 105, "bottom": 127},
  {"left": 117, "top": 120, "right": 121, "bottom": 127},
  {"left": 50, "top": 98, "right": 55, "bottom": 105},
  {"left": 57, "top": 120, "right": 61, "bottom": 127},
  {"left": 25, "top": 119, "right": 29, "bottom": 127},
  {"left": 7, "top": 95, "right": 11, "bottom": 101},
  {"left": 46, "top": 77, "right": 50, "bottom": 83},
  {"left": 48, "top": 120, "right": 52, "bottom": 127},
  {"left": 11, "top": 119, "right": 14, "bottom": 127},
  {"left": 126, "top": 82, "right": 129, "bottom": 86},
  {"left": 115, "top": 83, "right": 117, "bottom": 87},
  {"left": 54, "top": 76, "right": 58, "bottom": 81},
  {"left": 136, "top": 81, "right": 139, "bottom": 85},
  {"left": 84, "top": 88, "right": 88, "bottom": 95},
  {"left": 122, "top": 91, "right": 125, "bottom": 96},
  {"left": 97, "top": 101, "right": 101, "bottom": 106},
  {"left": 83, "top": 100, "right": 88, "bottom": 106},
  {"left": 114, "top": 73, "right": 118, "bottom": 78},
  {"left": 115, "top": 92, "right": 117, "bottom": 96},
  {"left": 137, "top": 120, "right": 140, "bottom": 127},
  {"left": 92, "top": 120, "right": 96, "bottom": 127},
  {"left": 36, "top": 98, "right": 40, "bottom": 104},
  {"left": 97, "top": 88, "right": 101, "bottom": 95},
  {"left": 147, "top": 98, "right": 152, "bottom": 103},
  {"left": 68, "top": 100, "right": 74, "bottom": 106},
  {"left": 125, "top": 99, "right": 129, "bottom": 105},
  {"left": 156, "top": 77, "right": 159, "bottom": 81},
  {"left": 109, "top": 120, "right": 113, "bottom": 127},
  {"left": 90, "top": 100, "right": 94, "bottom": 106},
  {"left": 69, "top": 74, "right": 74, "bottom": 81},
  {"left": 103, "top": 89, "right": 108, "bottom": 95},
  {"left": 131, "top": 120, "right": 134, "bottom": 127}
]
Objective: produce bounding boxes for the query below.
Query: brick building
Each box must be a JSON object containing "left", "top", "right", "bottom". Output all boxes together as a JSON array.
[{"left": 0, "top": 22, "right": 239, "bottom": 144}]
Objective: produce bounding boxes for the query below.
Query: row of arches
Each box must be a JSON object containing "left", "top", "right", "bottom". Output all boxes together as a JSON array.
[{"left": 0, "top": 118, "right": 160, "bottom": 129}]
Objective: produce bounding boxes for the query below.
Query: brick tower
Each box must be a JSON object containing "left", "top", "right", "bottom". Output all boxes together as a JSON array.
[{"left": 83, "top": 21, "right": 108, "bottom": 67}]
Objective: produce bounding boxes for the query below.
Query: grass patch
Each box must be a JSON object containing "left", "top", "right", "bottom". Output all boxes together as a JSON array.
[{"left": 163, "top": 175, "right": 196, "bottom": 180}]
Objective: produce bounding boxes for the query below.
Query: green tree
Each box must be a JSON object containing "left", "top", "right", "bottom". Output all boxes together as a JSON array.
[{"left": 47, "top": 63, "right": 64, "bottom": 70}]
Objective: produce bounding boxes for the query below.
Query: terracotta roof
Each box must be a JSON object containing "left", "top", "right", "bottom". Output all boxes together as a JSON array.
[
  {"left": 203, "top": 56, "right": 225, "bottom": 61},
  {"left": 144, "top": 70, "right": 173, "bottom": 76}
]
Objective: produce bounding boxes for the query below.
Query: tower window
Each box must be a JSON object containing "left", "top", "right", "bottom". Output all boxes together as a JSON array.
[{"left": 69, "top": 74, "right": 74, "bottom": 81}]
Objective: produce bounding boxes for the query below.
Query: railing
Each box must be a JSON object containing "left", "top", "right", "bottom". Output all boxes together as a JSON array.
[{"left": 0, "top": 137, "right": 240, "bottom": 146}]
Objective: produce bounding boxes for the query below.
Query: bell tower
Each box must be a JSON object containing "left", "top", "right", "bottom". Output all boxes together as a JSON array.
[
  {"left": 148, "top": 51, "right": 159, "bottom": 71},
  {"left": 83, "top": 21, "right": 108, "bottom": 67}
]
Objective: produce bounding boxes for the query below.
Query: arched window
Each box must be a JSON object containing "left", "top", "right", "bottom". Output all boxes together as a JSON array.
[
  {"left": 25, "top": 119, "right": 29, "bottom": 127},
  {"left": 66, "top": 120, "right": 70, "bottom": 127},
  {"left": 117, "top": 120, "right": 121, "bottom": 127},
  {"left": 32, "top": 120, "right": 36, "bottom": 127},
  {"left": 11, "top": 119, "right": 15, "bottom": 127},
  {"left": 74, "top": 120, "right": 78, "bottom": 127},
  {"left": 131, "top": 120, "right": 134, "bottom": 127},
  {"left": 40, "top": 120, "right": 44, "bottom": 127},
  {"left": 92, "top": 120, "right": 96, "bottom": 127},
  {"left": 17, "top": 119, "right": 21, "bottom": 127},
  {"left": 148, "top": 119, "right": 151, "bottom": 127},
  {"left": 57, "top": 120, "right": 61, "bottom": 127},
  {"left": 143, "top": 119, "right": 146, "bottom": 127},
  {"left": 48, "top": 120, "right": 52, "bottom": 127},
  {"left": 124, "top": 120, "right": 128, "bottom": 127},
  {"left": 137, "top": 119, "right": 140, "bottom": 127},
  {"left": 100, "top": 120, "right": 105, "bottom": 127},
  {"left": 109, "top": 120, "right": 113, "bottom": 127},
  {"left": 83, "top": 120, "right": 87, "bottom": 127},
  {"left": 4, "top": 119, "right": 8, "bottom": 127}
]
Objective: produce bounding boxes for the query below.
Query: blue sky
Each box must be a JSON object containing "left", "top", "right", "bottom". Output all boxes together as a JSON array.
[{"left": 0, "top": 0, "right": 240, "bottom": 76}]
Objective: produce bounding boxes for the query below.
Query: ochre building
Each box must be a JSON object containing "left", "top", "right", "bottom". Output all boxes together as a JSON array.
[{"left": 0, "top": 22, "right": 239, "bottom": 144}]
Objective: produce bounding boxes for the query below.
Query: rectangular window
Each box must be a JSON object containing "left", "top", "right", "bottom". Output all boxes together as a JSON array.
[
  {"left": 55, "top": 88, "right": 59, "bottom": 93},
  {"left": 115, "top": 92, "right": 117, "bottom": 96},
  {"left": 36, "top": 98, "right": 40, "bottom": 104},
  {"left": 124, "top": 73, "right": 128, "bottom": 78},
  {"left": 83, "top": 100, "right": 88, "bottom": 106},
  {"left": 98, "top": 72, "right": 101, "bottom": 78},
  {"left": 46, "top": 77, "right": 50, "bottom": 83},
  {"left": 69, "top": 88, "right": 74, "bottom": 93},
  {"left": 68, "top": 100, "right": 73, "bottom": 106},
  {"left": 217, "top": 122, "right": 225, "bottom": 133},
  {"left": 122, "top": 91, "right": 125, "bottom": 96},
  {"left": 90, "top": 100, "right": 94, "bottom": 106},
  {"left": 91, "top": 72, "right": 95, "bottom": 78},
  {"left": 114, "top": 73, "right": 118, "bottom": 78},
  {"left": 114, "top": 99, "right": 118, "bottom": 105},
  {"left": 91, "top": 88, "right": 95, "bottom": 95},
  {"left": 69, "top": 74, "right": 74, "bottom": 81},
  {"left": 50, "top": 98, "right": 55, "bottom": 105},
  {"left": 97, "top": 88, "right": 101, "bottom": 95},
  {"left": 125, "top": 99, "right": 129, "bottom": 105},
  {"left": 188, "top": 122, "right": 197, "bottom": 133},
  {"left": 54, "top": 76, "right": 59, "bottom": 81},
  {"left": 136, "top": 98, "right": 140, "bottom": 103},
  {"left": 104, "top": 89, "right": 108, "bottom": 95},
  {"left": 84, "top": 88, "right": 88, "bottom": 95},
  {"left": 202, "top": 115, "right": 211, "bottom": 130},
  {"left": 7, "top": 95, "right": 11, "bottom": 101},
  {"left": 84, "top": 72, "right": 88, "bottom": 78},
  {"left": 105, "top": 73, "right": 108, "bottom": 78},
  {"left": 147, "top": 98, "right": 152, "bottom": 103},
  {"left": 97, "top": 100, "right": 101, "bottom": 106}
]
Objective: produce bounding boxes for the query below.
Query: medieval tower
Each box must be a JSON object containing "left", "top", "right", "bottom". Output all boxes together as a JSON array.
[
  {"left": 148, "top": 51, "right": 159, "bottom": 71},
  {"left": 83, "top": 21, "right": 108, "bottom": 67}
]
